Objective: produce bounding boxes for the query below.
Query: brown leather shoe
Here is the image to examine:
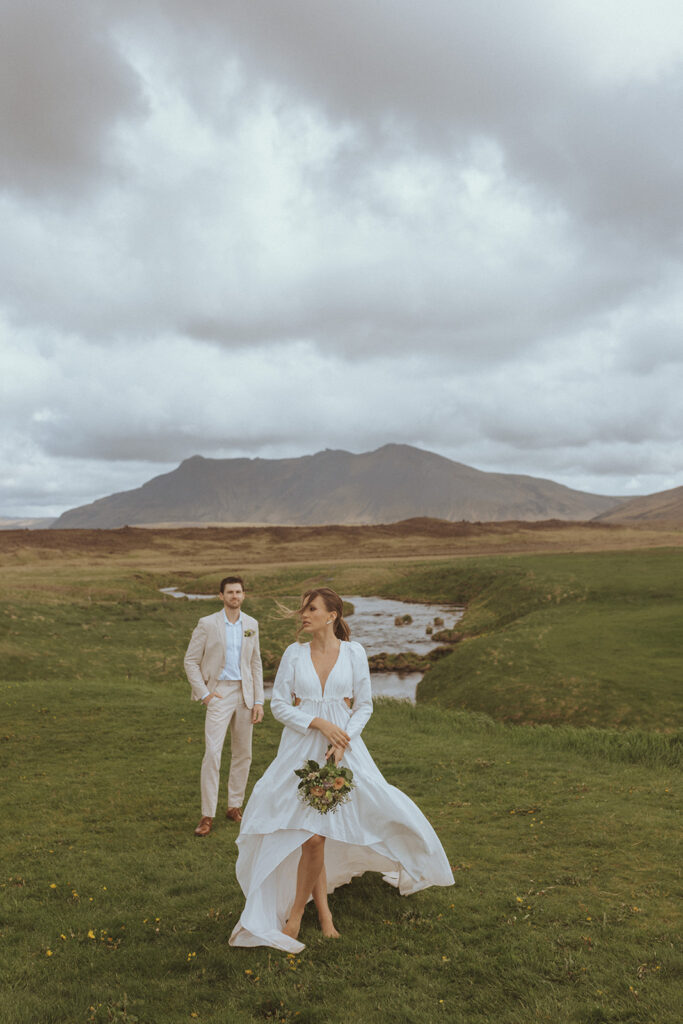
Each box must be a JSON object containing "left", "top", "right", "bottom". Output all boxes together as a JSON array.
[
  {"left": 194, "top": 816, "right": 213, "bottom": 836},
  {"left": 226, "top": 807, "right": 242, "bottom": 823}
]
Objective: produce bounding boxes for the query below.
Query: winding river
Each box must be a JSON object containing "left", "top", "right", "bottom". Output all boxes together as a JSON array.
[{"left": 161, "top": 588, "right": 464, "bottom": 702}]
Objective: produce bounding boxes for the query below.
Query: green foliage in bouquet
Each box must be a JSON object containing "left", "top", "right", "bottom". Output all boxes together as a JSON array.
[{"left": 294, "top": 758, "right": 355, "bottom": 814}]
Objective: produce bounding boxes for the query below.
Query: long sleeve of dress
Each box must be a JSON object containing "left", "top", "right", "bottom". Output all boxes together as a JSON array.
[
  {"left": 270, "top": 644, "right": 316, "bottom": 735},
  {"left": 346, "top": 641, "right": 373, "bottom": 741}
]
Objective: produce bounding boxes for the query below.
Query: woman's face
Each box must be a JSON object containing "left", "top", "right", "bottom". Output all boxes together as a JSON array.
[{"left": 301, "top": 595, "right": 334, "bottom": 633}]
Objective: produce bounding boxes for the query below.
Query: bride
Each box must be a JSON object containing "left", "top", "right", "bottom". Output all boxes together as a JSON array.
[{"left": 229, "top": 587, "right": 454, "bottom": 952}]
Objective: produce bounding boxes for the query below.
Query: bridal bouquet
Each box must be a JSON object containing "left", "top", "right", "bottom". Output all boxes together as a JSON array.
[{"left": 294, "top": 758, "right": 355, "bottom": 814}]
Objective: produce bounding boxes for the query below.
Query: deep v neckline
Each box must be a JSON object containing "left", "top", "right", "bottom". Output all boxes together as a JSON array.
[{"left": 307, "top": 641, "right": 342, "bottom": 696}]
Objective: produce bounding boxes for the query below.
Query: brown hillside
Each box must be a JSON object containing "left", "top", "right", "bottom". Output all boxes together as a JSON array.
[{"left": 593, "top": 484, "right": 683, "bottom": 523}]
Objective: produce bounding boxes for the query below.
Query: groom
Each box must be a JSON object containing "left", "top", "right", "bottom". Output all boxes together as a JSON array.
[{"left": 184, "top": 575, "right": 264, "bottom": 837}]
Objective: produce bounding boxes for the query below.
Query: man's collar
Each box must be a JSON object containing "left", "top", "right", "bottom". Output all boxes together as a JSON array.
[{"left": 223, "top": 609, "right": 243, "bottom": 626}]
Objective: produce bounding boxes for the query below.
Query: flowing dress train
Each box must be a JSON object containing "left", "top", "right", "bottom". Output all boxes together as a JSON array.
[{"left": 229, "top": 640, "right": 454, "bottom": 952}]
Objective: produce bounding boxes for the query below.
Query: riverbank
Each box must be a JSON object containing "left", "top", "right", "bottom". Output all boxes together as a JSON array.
[{"left": 413, "top": 548, "right": 682, "bottom": 731}]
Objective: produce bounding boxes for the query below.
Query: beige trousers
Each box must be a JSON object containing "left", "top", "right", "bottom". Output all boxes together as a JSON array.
[{"left": 200, "top": 679, "right": 253, "bottom": 816}]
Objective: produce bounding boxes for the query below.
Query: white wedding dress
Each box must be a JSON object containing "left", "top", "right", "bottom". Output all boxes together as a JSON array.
[{"left": 229, "top": 640, "right": 454, "bottom": 952}]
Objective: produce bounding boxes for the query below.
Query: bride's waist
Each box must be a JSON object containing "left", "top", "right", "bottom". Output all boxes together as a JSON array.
[{"left": 294, "top": 697, "right": 351, "bottom": 708}]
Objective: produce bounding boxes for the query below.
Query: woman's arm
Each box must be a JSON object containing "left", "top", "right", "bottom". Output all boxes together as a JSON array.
[
  {"left": 270, "top": 646, "right": 316, "bottom": 735},
  {"left": 346, "top": 642, "right": 373, "bottom": 741},
  {"left": 271, "top": 644, "right": 352, "bottom": 751}
]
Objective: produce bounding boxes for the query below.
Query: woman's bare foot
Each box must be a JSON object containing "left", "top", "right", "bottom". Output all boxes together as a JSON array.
[
  {"left": 283, "top": 911, "right": 303, "bottom": 940},
  {"left": 319, "top": 914, "right": 340, "bottom": 938}
]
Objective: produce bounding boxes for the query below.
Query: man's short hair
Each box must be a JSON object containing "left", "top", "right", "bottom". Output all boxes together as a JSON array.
[{"left": 220, "top": 575, "right": 245, "bottom": 593}]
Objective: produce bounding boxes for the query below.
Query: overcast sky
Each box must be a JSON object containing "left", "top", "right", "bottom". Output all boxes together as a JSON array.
[{"left": 1, "top": 0, "right": 682, "bottom": 518}]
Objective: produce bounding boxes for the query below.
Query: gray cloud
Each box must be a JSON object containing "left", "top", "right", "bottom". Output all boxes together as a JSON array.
[
  {"left": 0, "top": 0, "right": 682, "bottom": 516},
  {"left": 154, "top": 0, "right": 683, "bottom": 248},
  {"left": 0, "top": 1, "right": 145, "bottom": 197}
]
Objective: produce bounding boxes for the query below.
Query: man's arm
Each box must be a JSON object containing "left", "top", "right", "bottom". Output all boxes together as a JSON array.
[
  {"left": 183, "top": 619, "right": 212, "bottom": 702},
  {"left": 250, "top": 622, "right": 265, "bottom": 723}
]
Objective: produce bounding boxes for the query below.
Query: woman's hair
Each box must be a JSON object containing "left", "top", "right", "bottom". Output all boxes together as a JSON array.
[{"left": 297, "top": 587, "right": 351, "bottom": 642}]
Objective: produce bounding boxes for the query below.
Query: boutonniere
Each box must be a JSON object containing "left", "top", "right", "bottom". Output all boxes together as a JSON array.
[{"left": 243, "top": 629, "right": 255, "bottom": 637}]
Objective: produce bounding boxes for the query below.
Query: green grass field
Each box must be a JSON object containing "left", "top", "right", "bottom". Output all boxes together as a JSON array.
[
  {"left": 0, "top": 532, "right": 681, "bottom": 1023},
  {"left": 409, "top": 549, "right": 683, "bottom": 731}
]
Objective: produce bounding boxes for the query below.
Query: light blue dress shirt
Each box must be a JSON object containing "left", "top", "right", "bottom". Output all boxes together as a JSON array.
[{"left": 219, "top": 612, "right": 243, "bottom": 680}]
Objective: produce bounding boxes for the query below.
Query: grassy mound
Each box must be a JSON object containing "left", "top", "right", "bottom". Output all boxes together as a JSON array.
[{"left": 414, "top": 549, "right": 682, "bottom": 731}]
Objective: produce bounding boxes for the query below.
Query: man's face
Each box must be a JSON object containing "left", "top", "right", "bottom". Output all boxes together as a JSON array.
[{"left": 221, "top": 583, "right": 245, "bottom": 612}]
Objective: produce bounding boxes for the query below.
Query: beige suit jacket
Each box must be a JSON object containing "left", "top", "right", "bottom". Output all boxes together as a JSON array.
[{"left": 183, "top": 610, "right": 264, "bottom": 709}]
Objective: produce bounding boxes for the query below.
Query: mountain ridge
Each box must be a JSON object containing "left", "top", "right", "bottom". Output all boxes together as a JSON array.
[{"left": 52, "top": 443, "right": 628, "bottom": 528}]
